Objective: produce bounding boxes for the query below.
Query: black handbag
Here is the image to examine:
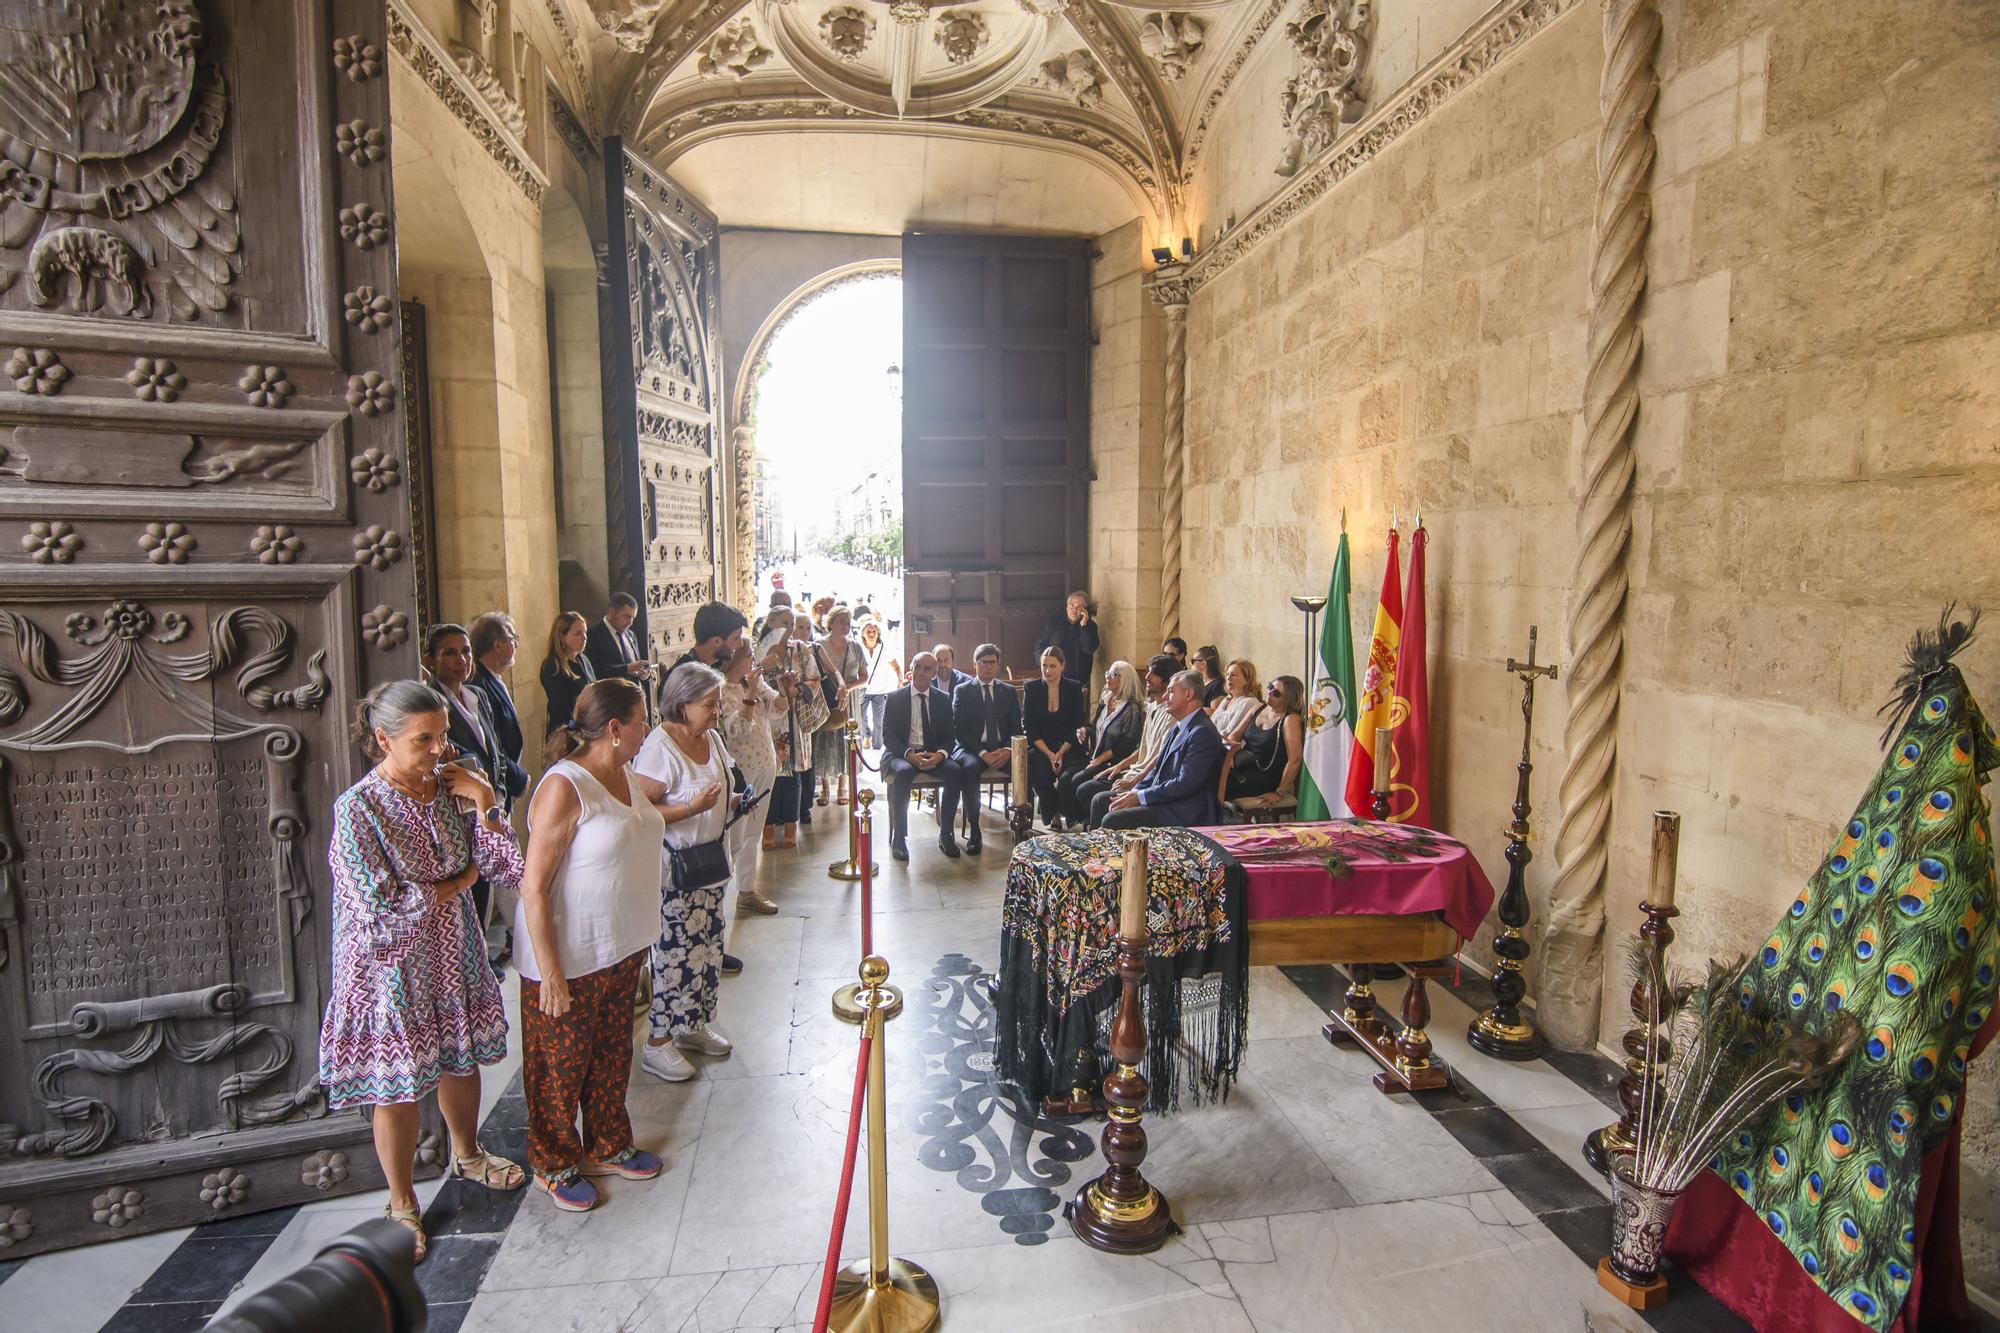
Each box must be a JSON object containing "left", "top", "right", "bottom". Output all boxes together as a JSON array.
[{"left": 667, "top": 837, "right": 731, "bottom": 891}]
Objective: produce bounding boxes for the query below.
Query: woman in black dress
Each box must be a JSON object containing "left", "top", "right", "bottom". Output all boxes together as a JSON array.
[
  {"left": 1022, "top": 646, "right": 1087, "bottom": 830},
  {"left": 539, "top": 611, "right": 598, "bottom": 736},
  {"left": 1192, "top": 644, "right": 1226, "bottom": 707},
  {"left": 1224, "top": 674, "right": 1306, "bottom": 802},
  {"left": 1057, "top": 660, "right": 1145, "bottom": 825}
]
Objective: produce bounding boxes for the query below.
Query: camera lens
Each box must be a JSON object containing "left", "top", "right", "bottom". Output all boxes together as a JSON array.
[{"left": 205, "top": 1217, "right": 426, "bottom": 1333}]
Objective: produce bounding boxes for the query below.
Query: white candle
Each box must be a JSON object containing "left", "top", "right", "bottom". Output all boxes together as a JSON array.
[
  {"left": 1010, "top": 734, "right": 1030, "bottom": 806},
  {"left": 1373, "top": 726, "right": 1393, "bottom": 794},
  {"left": 1649, "top": 811, "right": 1681, "bottom": 911},
  {"left": 1120, "top": 833, "right": 1149, "bottom": 939}
]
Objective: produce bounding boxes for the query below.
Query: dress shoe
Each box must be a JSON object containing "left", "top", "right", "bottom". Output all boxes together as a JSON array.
[
  {"left": 966, "top": 830, "right": 982, "bottom": 856},
  {"left": 720, "top": 952, "right": 743, "bottom": 976},
  {"left": 890, "top": 837, "right": 909, "bottom": 862},
  {"left": 938, "top": 832, "right": 961, "bottom": 859}
]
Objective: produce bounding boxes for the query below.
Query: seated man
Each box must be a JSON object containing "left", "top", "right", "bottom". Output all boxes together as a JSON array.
[
  {"left": 1100, "top": 669, "right": 1224, "bottom": 830},
  {"left": 947, "top": 643, "right": 1021, "bottom": 856},
  {"left": 933, "top": 643, "right": 974, "bottom": 698},
  {"left": 1081, "top": 653, "right": 1178, "bottom": 829},
  {"left": 879, "top": 651, "right": 964, "bottom": 861}
]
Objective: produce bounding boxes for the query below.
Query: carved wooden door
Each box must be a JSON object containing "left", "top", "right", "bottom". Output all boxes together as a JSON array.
[
  {"left": 597, "top": 139, "right": 722, "bottom": 663},
  {"left": 901, "top": 234, "right": 1092, "bottom": 672},
  {"left": 0, "top": 2, "right": 418, "bottom": 1253}
]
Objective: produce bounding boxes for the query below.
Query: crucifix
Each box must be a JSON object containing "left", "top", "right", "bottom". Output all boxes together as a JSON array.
[{"left": 1468, "top": 626, "right": 1559, "bottom": 1060}]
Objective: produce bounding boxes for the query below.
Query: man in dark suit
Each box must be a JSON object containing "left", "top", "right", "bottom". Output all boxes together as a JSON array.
[
  {"left": 423, "top": 623, "right": 512, "bottom": 970},
  {"left": 1101, "top": 669, "right": 1224, "bottom": 830},
  {"left": 466, "top": 611, "right": 529, "bottom": 811},
  {"left": 1035, "top": 589, "right": 1100, "bottom": 690},
  {"left": 947, "top": 642, "right": 1019, "bottom": 856},
  {"left": 880, "top": 651, "right": 960, "bottom": 862},
  {"left": 932, "top": 643, "right": 974, "bottom": 699},
  {"left": 587, "top": 592, "right": 657, "bottom": 718}
]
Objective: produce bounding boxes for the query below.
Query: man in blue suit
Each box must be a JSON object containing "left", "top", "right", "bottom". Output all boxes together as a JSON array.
[
  {"left": 947, "top": 642, "right": 1020, "bottom": 856},
  {"left": 1101, "top": 669, "right": 1223, "bottom": 829}
]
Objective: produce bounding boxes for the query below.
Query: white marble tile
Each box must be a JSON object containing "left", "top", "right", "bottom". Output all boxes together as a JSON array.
[
  {"left": 1508, "top": 1104, "right": 1615, "bottom": 1200},
  {"left": 796, "top": 906, "right": 996, "bottom": 984},
  {"left": 0, "top": 1225, "right": 193, "bottom": 1333},
  {"left": 1246, "top": 964, "right": 1340, "bottom": 1040},
  {"left": 625, "top": 1264, "right": 819, "bottom": 1330},
  {"left": 1248, "top": 1035, "right": 1501, "bottom": 1205},
  {"left": 895, "top": 1232, "right": 1253, "bottom": 1330},
  {"left": 1143, "top": 1068, "right": 1356, "bottom": 1223},
  {"left": 460, "top": 1275, "right": 658, "bottom": 1331},
  {"left": 1212, "top": 1195, "right": 1638, "bottom": 1333},
  {"left": 702, "top": 914, "right": 804, "bottom": 1082}
]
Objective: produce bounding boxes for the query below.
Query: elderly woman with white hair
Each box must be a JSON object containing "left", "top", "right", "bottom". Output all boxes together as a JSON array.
[
  {"left": 631, "top": 661, "right": 740, "bottom": 1083},
  {"left": 1055, "top": 659, "right": 1146, "bottom": 827}
]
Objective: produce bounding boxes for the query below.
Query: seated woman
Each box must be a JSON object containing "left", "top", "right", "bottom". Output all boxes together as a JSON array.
[
  {"left": 1057, "top": 660, "right": 1144, "bottom": 826},
  {"left": 1208, "top": 658, "right": 1263, "bottom": 743},
  {"left": 539, "top": 611, "right": 598, "bottom": 736},
  {"left": 1022, "top": 645, "right": 1086, "bottom": 830},
  {"left": 1192, "top": 644, "right": 1226, "bottom": 707},
  {"left": 1224, "top": 674, "right": 1306, "bottom": 803}
]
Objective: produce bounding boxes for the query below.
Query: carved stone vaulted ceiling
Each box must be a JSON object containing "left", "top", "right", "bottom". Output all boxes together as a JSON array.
[{"left": 586, "top": 0, "right": 1370, "bottom": 236}]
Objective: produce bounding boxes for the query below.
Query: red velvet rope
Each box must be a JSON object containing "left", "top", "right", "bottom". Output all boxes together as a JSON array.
[{"left": 812, "top": 1028, "right": 874, "bottom": 1333}]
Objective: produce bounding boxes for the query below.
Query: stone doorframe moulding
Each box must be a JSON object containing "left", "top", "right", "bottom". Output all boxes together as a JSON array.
[
  {"left": 726, "top": 257, "right": 903, "bottom": 608},
  {"left": 1538, "top": 0, "right": 1661, "bottom": 1052}
]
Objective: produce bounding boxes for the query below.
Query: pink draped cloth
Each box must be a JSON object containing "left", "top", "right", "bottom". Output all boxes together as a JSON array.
[{"left": 1196, "top": 820, "right": 1495, "bottom": 941}]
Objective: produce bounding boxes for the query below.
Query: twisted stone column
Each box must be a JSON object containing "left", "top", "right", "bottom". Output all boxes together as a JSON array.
[
  {"left": 1148, "top": 276, "right": 1191, "bottom": 642},
  {"left": 1541, "top": 0, "right": 1660, "bottom": 1051},
  {"left": 731, "top": 424, "right": 757, "bottom": 611}
]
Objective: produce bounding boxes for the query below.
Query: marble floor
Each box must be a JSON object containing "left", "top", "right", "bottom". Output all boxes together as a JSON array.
[{"left": 2, "top": 784, "right": 1783, "bottom": 1332}]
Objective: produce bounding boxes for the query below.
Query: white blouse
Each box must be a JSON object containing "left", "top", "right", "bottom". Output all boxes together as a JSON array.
[
  {"left": 515, "top": 759, "right": 663, "bottom": 982},
  {"left": 633, "top": 725, "right": 734, "bottom": 853},
  {"left": 1212, "top": 694, "right": 1260, "bottom": 738}
]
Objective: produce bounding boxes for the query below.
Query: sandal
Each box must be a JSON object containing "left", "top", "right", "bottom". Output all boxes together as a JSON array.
[
  {"left": 450, "top": 1145, "right": 527, "bottom": 1191},
  {"left": 384, "top": 1202, "right": 427, "bottom": 1263},
  {"left": 762, "top": 828, "right": 778, "bottom": 852}
]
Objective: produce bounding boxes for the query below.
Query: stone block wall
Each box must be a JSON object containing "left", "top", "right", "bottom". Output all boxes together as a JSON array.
[
  {"left": 1089, "top": 219, "right": 1167, "bottom": 672},
  {"left": 1172, "top": 0, "right": 2000, "bottom": 1288}
]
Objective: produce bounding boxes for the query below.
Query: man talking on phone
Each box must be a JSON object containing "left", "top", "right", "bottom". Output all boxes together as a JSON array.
[{"left": 1035, "top": 590, "right": 1100, "bottom": 691}]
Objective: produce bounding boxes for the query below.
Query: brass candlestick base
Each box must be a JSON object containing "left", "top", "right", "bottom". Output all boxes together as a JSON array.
[{"left": 827, "top": 1257, "right": 940, "bottom": 1333}]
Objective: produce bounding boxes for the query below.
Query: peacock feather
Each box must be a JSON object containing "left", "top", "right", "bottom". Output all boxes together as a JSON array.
[{"left": 1712, "top": 611, "right": 1999, "bottom": 1329}]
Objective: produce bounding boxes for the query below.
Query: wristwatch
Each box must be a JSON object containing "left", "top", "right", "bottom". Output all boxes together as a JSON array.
[{"left": 481, "top": 804, "right": 507, "bottom": 826}]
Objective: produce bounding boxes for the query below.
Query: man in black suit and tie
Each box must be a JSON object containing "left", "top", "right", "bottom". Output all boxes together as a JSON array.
[
  {"left": 466, "top": 611, "right": 529, "bottom": 812},
  {"left": 880, "top": 651, "right": 959, "bottom": 862},
  {"left": 586, "top": 592, "right": 657, "bottom": 718},
  {"left": 424, "top": 623, "right": 514, "bottom": 970},
  {"left": 946, "top": 643, "right": 1018, "bottom": 856}
]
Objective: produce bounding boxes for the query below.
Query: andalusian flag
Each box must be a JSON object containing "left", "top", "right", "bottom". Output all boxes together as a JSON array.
[
  {"left": 1296, "top": 529, "right": 1356, "bottom": 820},
  {"left": 1344, "top": 526, "right": 1402, "bottom": 816}
]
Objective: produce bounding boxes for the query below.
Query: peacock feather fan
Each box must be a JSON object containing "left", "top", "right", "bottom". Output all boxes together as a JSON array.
[{"left": 1712, "top": 610, "right": 1999, "bottom": 1330}]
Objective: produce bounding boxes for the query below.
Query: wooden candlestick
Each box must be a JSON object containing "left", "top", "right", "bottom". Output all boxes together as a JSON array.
[
  {"left": 1068, "top": 833, "right": 1177, "bottom": 1254},
  {"left": 1585, "top": 811, "right": 1681, "bottom": 1176},
  {"left": 1007, "top": 733, "right": 1034, "bottom": 839},
  {"left": 1469, "top": 627, "right": 1559, "bottom": 1061}
]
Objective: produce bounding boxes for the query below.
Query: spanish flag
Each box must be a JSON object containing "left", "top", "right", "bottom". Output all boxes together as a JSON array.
[{"left": 1344, "top": 525, "right": 1401, "bottom": 816}]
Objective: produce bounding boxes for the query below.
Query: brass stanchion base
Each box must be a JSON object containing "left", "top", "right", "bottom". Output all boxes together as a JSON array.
[
  {"left": 832, "top": 981, "right": 904, "bottom": 1024},
  {"left": 828, "top": 857, "right": 879, "bottom": 882},
  {"left": 827, "top": 1258, "right": 940, "bottom": 1333},
  {"left": 1582, "top": 1123, "right": 1631, "bottom": 1178},
  {"left": 1466, "top": 1008, "right": 1547, "bottom": 1061}
]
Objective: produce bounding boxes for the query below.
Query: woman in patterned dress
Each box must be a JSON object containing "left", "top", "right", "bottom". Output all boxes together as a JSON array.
[
  {"left": 319, "top": 680, "right": 528, "bottom": 1262},
  {"left": 812, "top": 605, "right": 867, "bottom": 806},
  {"left": 720, "top": 641, "right": 785, "bottom": 914}
]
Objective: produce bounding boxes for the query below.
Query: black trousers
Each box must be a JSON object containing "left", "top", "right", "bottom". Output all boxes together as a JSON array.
[
  {"left": 1027, "top": 749, "right": 1068, "bottom": 823},
  {"left": 1056, "top": 760, "right": 1117, "bottom": 825},
  {"left": 1077, "top": 777, "right": 1118, "bottom": 829},
  {"left": 945, "top": 751, "right": 1002, "bottom": 836},
  {"left": 883, "top": 756, "right": 972, "bottom": 840},
  {"left": 1099, "top": 803, "right": 1172, "bottom": 831}
]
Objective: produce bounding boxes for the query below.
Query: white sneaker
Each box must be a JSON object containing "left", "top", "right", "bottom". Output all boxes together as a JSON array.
[
  {"left": 641, "top": 1041, "right": 696, "bottom": 1083},
  {"left": 673, "top": 1023, "right": 733, "bottom": 1057}
]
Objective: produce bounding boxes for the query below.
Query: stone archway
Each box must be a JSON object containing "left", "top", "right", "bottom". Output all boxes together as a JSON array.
[{"left": 726, "top": 257, "right": 902, "bottom": 608}]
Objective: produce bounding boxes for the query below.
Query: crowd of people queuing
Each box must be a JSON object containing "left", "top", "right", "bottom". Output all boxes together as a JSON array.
[{"left": 318, "top": 582, "right": 1306, "bottom": 1254}]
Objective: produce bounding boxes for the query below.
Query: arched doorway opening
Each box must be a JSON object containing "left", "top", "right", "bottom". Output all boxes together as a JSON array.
[{"left": 738, "top": 266, "right": 904, "bottom": 632}]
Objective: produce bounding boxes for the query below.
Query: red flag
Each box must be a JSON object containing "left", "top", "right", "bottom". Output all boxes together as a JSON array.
[
  {"left": 1345, "top": 527, "right": 1402, "bottom": 815},
  {"left": 1391, "top": 525, "right": 1432, "bottom": 826}
]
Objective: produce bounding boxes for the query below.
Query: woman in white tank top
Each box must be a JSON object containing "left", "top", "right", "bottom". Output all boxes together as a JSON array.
[{"left": 513, "top": 678, "right": 674, "bottom": 1212}]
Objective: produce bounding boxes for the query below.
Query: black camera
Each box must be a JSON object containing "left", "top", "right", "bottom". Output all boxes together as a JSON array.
[{"left": 205, "top": 1217, "right": 427, "bottom": 1333}]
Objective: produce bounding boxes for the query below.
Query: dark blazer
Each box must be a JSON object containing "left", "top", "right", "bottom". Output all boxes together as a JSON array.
[
  {"left": 441, "top": 683, "right": 512, "bottom": 807},
  {"left": 882, "top": 684, "right": 954, "bottom": 759},
  {"left": 1082, "top": 699, "right": 1145, "bottom": 768},
  {"left": 1022, "top": 677, "right": 1087, "bottom": 754},
  {"left": 585, "top": 618, "right": 642, "bottom": 683},
  {"left": 470, "top": 664, "right": 527, "bottom": 787},
  {"left": 1035, "top": 614, "right": 1100, "bottom": 687},
  {"left": 539, "top": 653, "right": 597, "bottom": 737},
  {"left": 953, "top": 677, "right": 1022, "bottom": 756},
  {"left": 1135, "top": 708, "right": 1225, "bottom": 827}
]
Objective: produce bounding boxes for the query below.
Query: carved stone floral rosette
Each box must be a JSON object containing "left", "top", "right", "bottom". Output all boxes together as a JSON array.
[
  {"left": 91, "top": 1188, "right": 145, "bottom": 1228},
  {"left": 1276, "top": 0, "right": 1372, "bottom": 177},
  {"left": 819, "top": 6, "right": 875, "bottom": 62}
]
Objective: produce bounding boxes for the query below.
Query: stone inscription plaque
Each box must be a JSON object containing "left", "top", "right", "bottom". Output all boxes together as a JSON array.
[{"left": 14, "top": 740, "right": 280, "bottom": 1031}]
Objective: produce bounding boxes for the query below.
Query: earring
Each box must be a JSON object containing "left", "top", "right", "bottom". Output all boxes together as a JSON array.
[{"left": 613, "top": 736, "right": 621, "bottom": 749}]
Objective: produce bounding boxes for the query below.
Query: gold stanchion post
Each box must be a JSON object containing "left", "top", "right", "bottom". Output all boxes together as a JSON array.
[
  {"left": 829, "top": 956, "right": 940, "bottom": 1333},
  {"left": 829, "top": 722, "right": 877, "bottom": 880},
  {"left": 1067, "top": 833, "right": 1178, "bottom": 1254},
  {"left": 832, "top": 799, "right": 902, "bottom": 1024}
]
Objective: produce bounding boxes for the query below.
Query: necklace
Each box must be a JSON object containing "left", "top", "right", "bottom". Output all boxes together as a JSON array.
[{"left": 378, "top": 764, "right": 436, "bottom": 802}]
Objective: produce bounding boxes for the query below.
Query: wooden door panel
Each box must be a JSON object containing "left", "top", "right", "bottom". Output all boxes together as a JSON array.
[
  {"left": 598, "top": 140, "right": 721, "bottom": 662},
  {"left": 901, "top": 233, "right": 1089, "bottom": 678},
  {"left": 0, "top": 1, "right": 415, "bottom": 1254}
]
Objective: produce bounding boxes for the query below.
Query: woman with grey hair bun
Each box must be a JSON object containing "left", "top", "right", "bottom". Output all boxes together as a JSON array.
[
  {"left": 631, "top": 661, "right": 739, "bottom": 1083},
  {"left": 319, "top": 679, "right": 528, "bottom": 1264}
]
